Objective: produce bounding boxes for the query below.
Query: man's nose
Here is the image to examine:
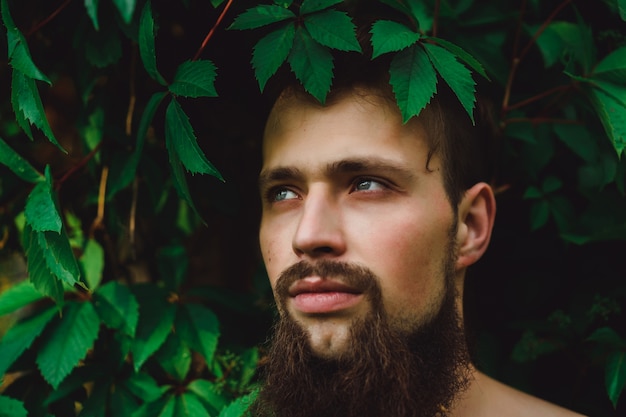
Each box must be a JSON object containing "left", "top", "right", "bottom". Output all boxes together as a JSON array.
[{"left": 292, "top": 188, "right": 346, "bottom": 258}]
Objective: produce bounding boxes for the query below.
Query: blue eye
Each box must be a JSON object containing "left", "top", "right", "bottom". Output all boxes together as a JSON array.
[
  {"left": 274, "top": 188, "right": 299, "bottom": 201},
  {"left": 354, "top": 179, "right": 385, "bottom": 191}
]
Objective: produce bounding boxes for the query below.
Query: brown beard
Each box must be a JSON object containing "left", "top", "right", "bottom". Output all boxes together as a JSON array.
[{"left": 249, "top": 256, "right": 472, "bottom": 417}]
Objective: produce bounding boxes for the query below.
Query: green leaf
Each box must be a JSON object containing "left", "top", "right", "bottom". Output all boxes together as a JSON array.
[
  {"left": 0, "top": 307, "right": 56, "bottom": 376},
  {"left": 288, "top": 27, "right": 334, "bottom": 104},
  {"left": 176, "top": 393, "right": 211, "bottom": 417},
  {"left": 370, "top": 20, "right": 420, "bottom": 59},
  {"left": 131, "top": 286, "right": 177, "bottom": 371},
  {"left": 426, "top": 36, "right": 489, "bottom": 80},
  {"left": 123, "top": 372, "right": 163, "bottom": 403},
  {"left": 423, "top": 43, "right": 476, "bottom": 123},
  {"left": 165, "top": 99, "right": 223, "bottom": 179},
  {"left": 541, "top": 176, "right": 562, "bottom": 194},
  {"left": 139, "top": 1, "right": 167, "bottom": 85},
  {"left": 1, "top": 0, "right": 50, "bottom": 83},
  {"left": 175, "top": 303, "right": 220, "bottom": 365},
  {"left": 25, "top": 167, "right": 61, "bottom": 233},
  {"left": 389, "top": 44, "right": 438, "bottom": 123},
  {"left": 167, "top": 147, "right": 203, "bottom": 220},
  {"left": 218, "top": 391, "right": 257, "bottom": 417},
  {"left": 83, "top": 22, "right": 123, "bottom": 68},
  {"left": 169, "top": 60, "right": 218, "bottom": 98},
  {"left": 303, "top": 10, "right": 361, "bottom": 52},
  {"left": 187, "top": 379, "right": 228, "bottom": 414},
  {"left": 593, "top": 46, "right": 626, "bottom": 84},
  {"left": 84, "top": 0, "right": 100, "bottom": 30},
  {"left": 157, "top": 244, "right": 188, "bottom": 291},
  {"left": 0, "top": 137, "right": 43, "bottom": 183},
  {"left": 113, "top": 0, "right": 136, "bottom": 24},
  {"left": 93, "top": 281, "right": 139, "bottom": 337},
  {"left": 80, "top": 238, "right": 104, "bottom": 290},
  {"left": 606, "top": 351, "right": 626, "bottom": 408},
  {"left": 620, "top": 0, "right": 626, "bottom": 20},
  {"left": 229, "top": 5, "right": 295, "bottom": 30},
  {"left": 588, "top": 84, "right": 626, "bottom": 157},
  {"left": 587, "top": 327, "right": 625, "bottom": 348},
  {"left": 253, "top": 24, "right": 295, "bottom": 91},
  {"left": 155, "top": 331, "right": 191, "bottom": 381},
  {"left": 405, "top": 0, "right": 433, "bottom": 32},
  {"left": 523, "top": 186, "right": 542, "bottom": 199},
  {"left": 237, "top": 348, "right": 259, "bottom": 390},
  {"left": 0, "top": 396, "right": 28, "bottom": 417},
  {"left": 530, "top": 200, "right": 550, "bottom": 231},
  {"left": 23, "top": 225, "right": 65, "bottom": 305},
  {"left": 0, "top": 280, "right": 44, "bottom": 316},
  {"left": 300, "top": 0, "right": 342, "bottom": 15},
  {"left": 36, "top": 301, "right": 101, "bottom": 389},
  {"left": 11, "top": 71, "right": 62, "bottom": 150}
]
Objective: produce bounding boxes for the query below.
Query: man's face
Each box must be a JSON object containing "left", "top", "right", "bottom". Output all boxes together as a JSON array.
[{"left": 259, "top": 91, "right": 460, "bottom": 358}]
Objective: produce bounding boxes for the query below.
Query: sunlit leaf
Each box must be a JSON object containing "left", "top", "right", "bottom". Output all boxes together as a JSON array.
[
  {"left": 113, "top": 0, "right": 136, "bottom": 24},
  {"left": 169, "top": 60, "right": 218, "bottom": 98},
  {"left": 253, "top": 24, "right": 295, "bottom": 91},
  {"left": 94, "top": 281, "right": 139, "bottom": 337},
  {"left": 0, "top": 280, "right": 44, "bottom": 316},
  {"left": 84, "top": 0, "right": 100, "bottom": 30},
  {"left": 288, "top": 27, "right": 334, "bottom": 104},
  {"left": 176, "top": 303, "right": 220, "bottom": 365},
  {"left": 300, "top": 0, "right": 342, "bottom": 15},
  {"left": 187, "top": 379, "right": 228, "bottom": 414},
  {"left": 229, "top": 5, "right": 295, "bottom": 30},
  {"left": 25, "top": 167, "right": 61, "bottom": 233},
  {"left": 389, "top": 44, "right": 437, "bottom": 123},
  {"left": 36, "top": 301, "right": 100, "bottom": 388},
  {"left": 370, "top": 20, "right": 420, "bottom": 59},
  {"left": 80, "top": 238, "right": 105, "bottom": 290},
  {"left": 304, "top": 10, "right": 361, "bottom": 52},
  {"left": 0, "top": 395, "right": 28, "bottom": 417},
  {"left": 0, "top": 307, "right": 56, "bottom": 376},
  {"left": 218, "top": 391, "right": 258, "bottom": 417},
  {"left": 139, "top": 1, "right": 167, "bottom": 85},
  {"left": 0, "top": 136, "right": 43, "bottom": 183},
  {"left": 606, "top": 351, "right": 626, "bottom": 408},
  {"left": 423, "top": 43, "right": 476, "bottom": 123}
]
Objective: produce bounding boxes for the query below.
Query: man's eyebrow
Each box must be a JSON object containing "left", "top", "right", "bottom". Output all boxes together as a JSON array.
[
  {"left": 325, "top": 157, "right": 415, "bottom": 181},
  {"left": 258, "top": 166, "right": 304, "bottom": 191}
]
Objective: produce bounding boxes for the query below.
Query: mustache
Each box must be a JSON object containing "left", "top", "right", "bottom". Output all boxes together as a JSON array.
[{"left": 274, "top": 260, "right": 381, "bottom": 304}]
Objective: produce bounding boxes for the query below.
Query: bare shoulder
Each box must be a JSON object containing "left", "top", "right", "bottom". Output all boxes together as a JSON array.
[{"left": 454, "top": 371, "right": 587, "bottom": 417}]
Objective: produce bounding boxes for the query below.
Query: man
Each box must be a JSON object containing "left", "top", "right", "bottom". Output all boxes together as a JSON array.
[{"left": 251, "top": 32, "right": 585, "bottom": 417}]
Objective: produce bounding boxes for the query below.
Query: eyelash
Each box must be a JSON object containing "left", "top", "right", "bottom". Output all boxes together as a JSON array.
[{"left": 263, "top": 177, "right": 391, "bottom": 203}]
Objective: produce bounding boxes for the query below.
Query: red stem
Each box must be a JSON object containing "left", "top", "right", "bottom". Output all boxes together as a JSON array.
[
  {"left": 432, "top": 0, "right": 441, "bottom": 37},
  {"left": 55, "top": 141, "right": 103, "bottom": 189},
  {"left": 27, "top": 0, "right": 73, "bottom": 38},
  {"left": 192, "top": 0, "right": 235, "bottom": 61},
  {"left": 518, "top": 0, "right": 573, "bottom": 62},
  {"left": 505, "top": 84, "right": 571, "bottom": 112}
]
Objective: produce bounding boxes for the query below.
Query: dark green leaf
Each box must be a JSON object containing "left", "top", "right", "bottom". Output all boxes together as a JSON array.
[
  {"left": 593, "top": 46, "right": 626, "bottom": 84},
  {"left": 167, "top": 146, "right": 203, "bottom": 220},
  {"left": 300, "top": 0, "right": 341, "bottom": 15},
  {"left": 0, "top": 280, "right": 44, "bottom": 316},
  {"left": 303, "top": 10, "right": 360, "bottom": 52},
  {"left": 606, "top": 351, "right": 626, "bottom": 408},
  {"left": 541, "top": 176, "right": 562, "bottom": 194},
  {"left": 94, "top": 281, "right": 139, "bottom": 337},
  {"left": 229, "top": 5, "right": 295, "bottom": 30},
  {"left": 588, "top": 84, "right": 626, "bottom": 157},
  {"left": 169, "top": 60, "right": 218, "bottom": 98},
  {"left": 44, "top": 365, "right": 104, "bottom": 406},
  {"left": 155, "top": 331, "right": 191, "bottom": 381},
  {"left": 80, "top": 238, "right": 104, "bottom": 290},
  {"left": 176, "top": 303, "right": 220, "bottom": 365},
  {"left": 288, "top": 27, "right": 334, "bottom": 104},
  {"left": 32, "top": 221, "right": 81, "bottom": 289},
  {"left": 36, "top": 301, "right": 101, "bottom": 389},
  {"left": 423, "top": 43, "right": 476, "bottom": 123},
  {"left": 0, "top": 307, "right": 56, "bottom": 376},
  {"left": 0, "top": 137, "right": 43, "bottom": 183},
  {"left": 238, "top": 348, "right": 259, "bottom": 390},
  {"left": 253, "top": 24, "right": 295, "bottom": 91},
  {"left": 530, "top": 200, "right": 550, "bottom": 231},
  {"left": 389, "top": 44, "right": 437, "bottom": 123},
  {"left": 84, "top": 21, "right": 122, "bottom": 68},
  {"left": 426, "top": 36, "right": 489, "bottom": 80},
  {"left": 84, "top": 0, "right": 100, "bottom": 30},
  {"left": 620, "top": 0, "right": 626, "bottom": 20},
  {"left": 0, "top": 396, "right": 28, "bottom": 417},
  {"left": 165, "top": 99, "right": 223, "bottom": 179},
  {"left": 406, "top": 0, "right": 433, "bottom": 32},
  {"left": 176, "top": 393, "right": 211, "bottom": 417},
  {"left": 23, "top": 225, "right": 65, "bottom": 305},
  {"left": 139, "top": 1, "right": 167, "bottom": 85},
  {"left": 123, "top": 372, "right": 162, "bottom": 403},
  {"left": 113, "top": 0, "right": 136, "bottom": 24},
  {"left": 157, "top": 244, "right": 188, "bottom": 291},
  {"left": 218, "top": 391, "right": 258, "bottom": 417},
  {"left": 25, "top": 167, "right": 61, "bottom": 233},
  {"left": 553, "top": 123, "right": 599, "bottom": 163},
  {"left": 132, "top": 393, "right": 176, "bottom": 417},
  {"left": 523, "top": 186, "right": 542, "bottom": 199},
  {"left": 186, "top": 379, "right": 228, "bottom": 414},
  {"left": 370, "top": 20, "right": 420, "bottom": 59},
  {"left": 79, "top": 377, "right": 109, "bottom": 417},
  {"left": 587, "top": 327, "right": 626, "bottom": 348}
]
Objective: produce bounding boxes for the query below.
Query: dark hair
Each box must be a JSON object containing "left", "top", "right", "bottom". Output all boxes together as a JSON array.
[{"left": 263, "top": 4, "right": 498, "bottom": 209}]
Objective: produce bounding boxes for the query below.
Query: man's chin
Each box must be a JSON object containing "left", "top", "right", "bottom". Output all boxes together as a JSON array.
[{"left": 294, "top": 316, "right": 362, "bottom": 359}]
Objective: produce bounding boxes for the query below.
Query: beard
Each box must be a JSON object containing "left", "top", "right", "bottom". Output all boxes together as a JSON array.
[{"left": 250, "top": 242, "right": 471, "bottom": 417}]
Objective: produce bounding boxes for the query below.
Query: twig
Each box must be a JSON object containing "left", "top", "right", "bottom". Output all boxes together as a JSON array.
[
  {"left": 90, "top": 165, "right": 109, "bottom": 236},
  {"left": 126, "top": 46, "right": 138, "bottom": 136},
  {"left": 518, "top": 0, "right": 574, "bottom": 63},
  {"left": 56, "top": 141, "right": 103, "bottom": 188},
  {"left": 505, "top": 84, "right": 571, "bottom": 112},
  {"left": 432, "top": 0, "right": 441, "bottom": 37},
  {"left": 27, "top": 0, "right": 73, "bottom": 38},
  {"left": 192, "top": 0, "right": 235, "bottom": 61}
]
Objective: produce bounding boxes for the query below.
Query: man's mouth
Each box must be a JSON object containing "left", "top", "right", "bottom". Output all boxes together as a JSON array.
[{"left": 288, "top": 277, "right": 364, "bottom": 314}]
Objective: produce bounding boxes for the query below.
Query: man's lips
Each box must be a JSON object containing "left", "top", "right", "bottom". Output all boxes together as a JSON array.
[{"left": 288, "top": 277, "right": 364, "bottom": 314}]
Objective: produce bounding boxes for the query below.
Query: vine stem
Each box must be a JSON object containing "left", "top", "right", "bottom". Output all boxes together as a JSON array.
[
  {"left": 56, "top": 141, "right": 103, "bottom": 188},
  {"left": 506, "top": 84, "right": 571, "bottom": 112},
  {"left": 432, "top": 0, "right": 441, "bottom": 37},
  {"left": 27, "top": 0, "right": 73, "bottom": 37},
  {"left": 504, "top": 117, "right": 582, "bottom": 125},
  {"left": 192, "top": 0, "right": 235, "bottom": 61}
]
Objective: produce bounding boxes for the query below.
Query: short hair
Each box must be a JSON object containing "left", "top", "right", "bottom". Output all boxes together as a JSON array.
[{"left": 263, "top": 4, "right": 498, "bottom": 209}]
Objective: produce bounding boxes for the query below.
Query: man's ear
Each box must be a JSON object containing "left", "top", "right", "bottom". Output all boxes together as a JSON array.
[{"left": 455, "top": 182, "right": 496, "bottom": 269}]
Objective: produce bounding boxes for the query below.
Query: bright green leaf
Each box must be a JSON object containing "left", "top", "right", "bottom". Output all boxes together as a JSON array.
[
  {"left": 176, "top": 303, "right": 220, "bottom": 365},
  {"left": 304, "top": 10, "right": 361, "bottom": 52},
  {"left": 424, "top": 43, "right": 476, "bottom": 123},
  {"left": 0, "top": 307, "right": 56, "bottom": 376},
  {"left": 113, "top": 0, "right": 136, "bottom": 24},
  {"left": 229, "top": 5, "right": 295, "bottom": 30},
  {"left": 176, "top": 393, "right": 211, "bottom": 417},
  {"left": 593, "top": 46, "right": 626, "bottom": 84},
  {"left": 253, "top": 24, "right": 295, "bottom": 91},
  {"left": 139, "top": 1, "right": 167, "bottom": 85},
  {"left": 169, "top": 60, "right": 218, "bottom": 98},
  {"left": 133, "top": 393, "right": 176, "bottom": 417},
  {"left": 0, "top": 395, "right": 28, "bottom": 417},
  {"left": 155, "top": 331, "right": 191, "bottom": 381},
  {"left": 370, "top": 20, "right": 420, "bottom": 59},
  {"left": 36, "top": 301, "right": 101, "bottom": 389},
  {"left": 288, "top": 27, "right": 334, "bottom": 104},
  {"left": 84, "top": 0, "right": 100, "bottom": 30},
  {"left": 300, "top": 0, "right": 342, "bottom": 15},
  {"left": 25, "top": 167, "right": 61, "bottom": 233},
  {"left": 588, "top": 84, "right": 626, "bottom": 157},
  {"left": 606, "top": 351, "right": 626, "bottom": 408},
  {"left": 23, "top": 225, "right": 65, "bottom": 305},
  {"left": 165, "top": 99, "right": 223, "bottom": 179},
  {"left": 94, "top": 281, "right": 139, "bottom": 337},
  {"left": 0, "top": 280, "right": 44, "bottom": 316},
  {"left": 80, "top": 238, "right": 104, "bottom": 290},
  {"left": 389, "top": 44, "right": 438, "bottom": 123},
  {"left": 36, "top": 224, "right": 81, "bottom": 288},
  {"left": 426, "top": 36, "right": 489, "bottom": 80},
  {"left": 187, "top": 379, "right": 228, "bottom": 414},
  {"left": 0, "top": 137, "right": 43, "bottom": 183},
  {"left": 123, "top": 372, "right": 162, "bottom": 403},
  {"left": 238, "top": 348, "right": 259, "bottom": 390},
  {"left": 218, "top": 391, "right": 258, "bottom": 417}
]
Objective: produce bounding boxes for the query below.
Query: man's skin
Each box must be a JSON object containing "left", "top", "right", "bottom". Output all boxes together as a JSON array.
[{"left": 258, "top": 89, "right": 585, "bottom": 416}]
